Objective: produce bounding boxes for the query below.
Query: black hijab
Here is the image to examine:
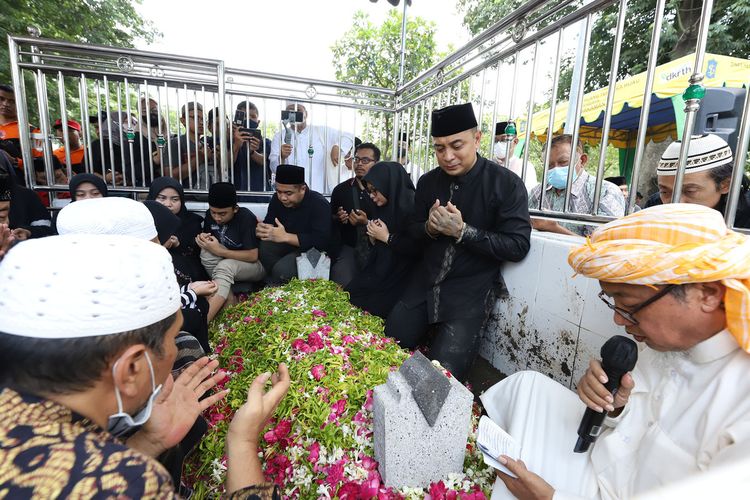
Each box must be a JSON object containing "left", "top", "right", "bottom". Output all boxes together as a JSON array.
[
  {"left": 146, "top": 176, "right": 205, "bottom": 274},
  {"left": 362, "top": 161, "right": 415, "bottom": 232},
  {"left": 147, "top": 176, "right": 187, "bottom": 216},
  {"left": 0, "top": 153, "right": 14, "bottom": 200},
  {"left": 144, "top": 200, "right": 180, "bottom": 245},
  {"left": 68, "top": 173, "right": 108, "bottom": 201}
]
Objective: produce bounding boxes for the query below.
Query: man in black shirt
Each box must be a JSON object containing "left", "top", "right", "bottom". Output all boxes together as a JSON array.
[
  {"left": 197, "top": 182, "right": 264, "bottom": 321},
  {"left": 168, "top": 102, "right": 211, "bottom": 190},
  {"left": 232, "top": 101, "right": 271, "bottom": 194},
  {"left": 329, "top": 142, "right": 380, "bottom": 286},
  {"left": 257, "top": 164, "right": 331, "bottom": 284},
  {"left": 385, "top": 103, "right": 532, "bottom": 381}
]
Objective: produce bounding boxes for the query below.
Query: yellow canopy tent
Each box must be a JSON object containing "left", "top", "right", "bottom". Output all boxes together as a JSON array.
[{"left": 519, "top": 52, "right": 750, "bottom": 148}]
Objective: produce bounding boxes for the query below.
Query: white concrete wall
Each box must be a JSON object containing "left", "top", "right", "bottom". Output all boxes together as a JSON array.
[
  {"left": 480, "top": 231, "right": 625, "bottom": 388},
  {"left": 54, "top": 199, "right": 270, "bottom": 222},
  {"left": 185, "top": 201, "right": 268, "bottom": 221}
]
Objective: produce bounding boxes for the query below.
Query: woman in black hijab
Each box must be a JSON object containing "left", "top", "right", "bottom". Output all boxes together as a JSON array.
[
  {"left": 68, "top": 173, "right": 108, "bottom": 201},
  {"left": 345, "top": 162, "right": 421, "bottom": 318},
  {"left": 144, "top": 200, "right": 213, "bottom": 352},
  {"left": 147, "top": 176, "right": 209, "bottom": 283}
]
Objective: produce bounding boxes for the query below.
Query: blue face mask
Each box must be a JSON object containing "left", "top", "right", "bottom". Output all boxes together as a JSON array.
[
  {"left": 107, "top": 352, "right": 162, "bottom": 438},
  {"left": 547, "top": 165, "right": 577, "bottom": 189}
]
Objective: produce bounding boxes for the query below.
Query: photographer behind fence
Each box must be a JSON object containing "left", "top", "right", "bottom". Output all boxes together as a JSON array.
[
  {"left": 126, "top": 96, "right": 172, "bottom": 187},
  {"left": 89, "top": 110, "right": 141, "bottom": 187},
  {"left": 168, "top": 102, "right": 213, "bottom": 190},
  {"left": 269, "top": 103, "right": 354, "bottom": 193},
  {"left": 232, "top": 101, "right": 272, "bottom": 194}
]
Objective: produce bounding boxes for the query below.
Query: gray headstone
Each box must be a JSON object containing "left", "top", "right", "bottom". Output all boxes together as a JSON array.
[
  {"left": 399, "top": 351, "right": 451, "bottom": 427},
  {"left": 306, "top": 248, "right": 321, "bottom": 267},
  {"left": 296, "top": 250, "right": 330, "bottom": 280},
  {"left": 373, "top": 353, "right": 474, "bottom": 489}
]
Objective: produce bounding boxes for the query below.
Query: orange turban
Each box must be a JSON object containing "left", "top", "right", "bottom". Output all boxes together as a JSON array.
[{"left": 568, "top": 203, "right": 750, "bottom": 352}]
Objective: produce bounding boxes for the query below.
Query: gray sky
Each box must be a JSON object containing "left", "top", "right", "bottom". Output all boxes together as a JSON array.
[{"left": 136, "top": 0, "right": 471, "bottom": 81}]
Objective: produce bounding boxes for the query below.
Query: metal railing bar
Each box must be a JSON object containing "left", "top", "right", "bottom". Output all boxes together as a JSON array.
[{"left": 592, "top": 0, "right": 628, "bottom": 214}]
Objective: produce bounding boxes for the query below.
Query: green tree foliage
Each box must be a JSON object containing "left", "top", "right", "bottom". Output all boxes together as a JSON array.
[
  {"left": 459, "top": 0, "right": 750, "bottom": 177},
  {"left": 1, "top": 0, "right": 160, "bottom": 84},
  {"left": 0, "top": 0, "right": 160, "bottom": 124},
  {"left": 331, "top": 9, "right": 441, "bottom": 156},
  {"left": 458, "top": 0, "right": 750, "bottom": 91}
]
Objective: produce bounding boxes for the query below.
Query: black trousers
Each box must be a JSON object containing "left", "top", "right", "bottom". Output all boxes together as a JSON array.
[
  {"left": 385, "top": 300, "right": 485, "bottom": 382},
  {"left": 330, "top": 245, "right": 356, "bottom": 288},
  {"left": 259, "top": 241, "right": 299, "bottom": 284}
]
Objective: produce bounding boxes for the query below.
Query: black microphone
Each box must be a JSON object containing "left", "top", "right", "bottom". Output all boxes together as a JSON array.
[{"left": 574, "top": 335, "right": 638, "bottom": 453}]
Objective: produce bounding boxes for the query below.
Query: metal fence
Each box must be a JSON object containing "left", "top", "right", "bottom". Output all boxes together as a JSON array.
[
  {"left": 393, "top": 0, "right": 749, "bottom": 232},
  {"left": 7, "top": 0, "right": 750, "bottom": 230},
  {"left": 7, "top": 35, "right": 394, "bottom": 201}
]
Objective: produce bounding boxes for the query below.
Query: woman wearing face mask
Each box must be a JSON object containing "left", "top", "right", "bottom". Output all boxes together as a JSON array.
[{"left": 345, "top": 162, "right": 422, "bottom": 319}]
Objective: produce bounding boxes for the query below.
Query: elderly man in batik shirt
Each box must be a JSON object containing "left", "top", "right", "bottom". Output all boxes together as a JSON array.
[
  {"left": 528, "top": 134, "right": 625, "bottom": 237},
  {"left": 0, "top": 235, "right": 288, "bottom": 498}
]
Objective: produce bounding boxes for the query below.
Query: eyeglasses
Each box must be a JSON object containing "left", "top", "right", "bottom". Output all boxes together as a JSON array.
[
  {"left": 354, "top": 156, "right": 374, "bottom": 164},
  {"left": 597, "top": 284, "right": 677, "bottom": 325}
]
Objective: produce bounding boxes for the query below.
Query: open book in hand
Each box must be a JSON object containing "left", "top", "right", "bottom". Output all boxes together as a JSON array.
[{"left": 477, "top": 415, "right": 522, "bottom": 478}]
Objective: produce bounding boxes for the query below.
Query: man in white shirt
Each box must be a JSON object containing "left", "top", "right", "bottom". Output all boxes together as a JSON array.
[
  {"left": 268, "top": 103, "right": 354, "bottom": 194},
  {"left": 494, "top": 121, "right": 537, "bottom": 191},
  {"left": 481, "top": 203, "right": 750, "bottom": 499}
]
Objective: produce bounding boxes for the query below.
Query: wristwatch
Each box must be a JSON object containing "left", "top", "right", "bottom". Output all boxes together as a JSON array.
[{"left": 386, "top": 233, "right": 394, "bottom": 245}]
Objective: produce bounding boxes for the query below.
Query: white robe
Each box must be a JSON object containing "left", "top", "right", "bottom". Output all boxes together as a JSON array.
[
  {"left": 480, "top": 330, "right": 750, "bottom": 499},
  {"left": 269, "top": 126, "right": 353, "bottom": 194},
  {"left": 495, "top": 157, "right": 537, "bottom": 193}
]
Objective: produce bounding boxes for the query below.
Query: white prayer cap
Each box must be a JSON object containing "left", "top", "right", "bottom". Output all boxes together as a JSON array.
[
  {"left": 657, "top": 134, "right": 733, "bottom": 176},
  {"left": 0, "top": 234, "right": 180, "bottom": 338},
  {"left": 57, "top": 197, "right": 158, "bottom": 241}
]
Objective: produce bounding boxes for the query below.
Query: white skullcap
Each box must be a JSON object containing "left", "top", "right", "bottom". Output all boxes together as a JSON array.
[
  {"left": 0, "top": 234, "right": 180, "bottom": 338},
  {"left": 57, "top": 197, "right": 158, "bottom": 241},
  {"left": 657, "top": 134, "right": 734, "bottom": 176}
]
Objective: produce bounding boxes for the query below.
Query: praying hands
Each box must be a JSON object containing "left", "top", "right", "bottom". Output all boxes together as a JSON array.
[
  {"left": 256, "top": 218, "right": 291, "bottom": 244},
  {"left": 427, "top": 200, "right": 464, "bottom": 239},
  {"left": 348, "top": 208, "right": 368, "bottom": 226},
  {"left": 126, "top": 357, "right": 228, "bottom": 458},
  {"left": 366, "top": 219, "right": 389, "bottom": 244},
  {"left": 195, "top": 232, "right": 225, "bottom": 255},
  {"left": 0, "top": 224, "right": 14, "bottom": 260}
]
